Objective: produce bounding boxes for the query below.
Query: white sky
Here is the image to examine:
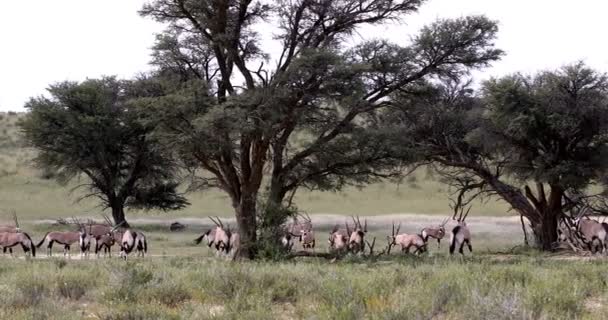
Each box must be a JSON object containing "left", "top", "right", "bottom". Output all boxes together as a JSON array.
[{"left": 1, "top": 0, "right": 607, "bottom": 111}]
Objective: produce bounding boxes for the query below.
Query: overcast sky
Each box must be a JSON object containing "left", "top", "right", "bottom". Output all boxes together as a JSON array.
[{"left": 1, "top": 0, "right": 607, "bottom": 111}]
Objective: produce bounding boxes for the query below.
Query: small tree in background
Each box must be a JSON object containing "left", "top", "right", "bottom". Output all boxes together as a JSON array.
[
  {"left": 139, "top": 0, "right": 503, "bottom": 258},
  {"left": 392, "top": 63, "right": 608, "bottom": 250},
  {"left": 20, "top": 77, "right": 189, "bottom": 226}
]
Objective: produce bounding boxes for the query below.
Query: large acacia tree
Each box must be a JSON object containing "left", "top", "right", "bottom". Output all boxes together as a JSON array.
[
  {"left": 139, "top": 0, "right": 503, "bottom": 258},
  {"left": 392, "top": 63, "right": 608, "bottom": 250},
  {"left": 20, "top": 78, "right": 189, "bottom": 225}
]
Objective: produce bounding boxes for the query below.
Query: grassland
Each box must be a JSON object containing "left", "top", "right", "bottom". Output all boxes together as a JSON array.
[{"left": 1, "top": 253, "right": 608, "bottom": 320}]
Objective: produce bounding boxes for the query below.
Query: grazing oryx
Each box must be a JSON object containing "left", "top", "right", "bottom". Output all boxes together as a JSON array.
[
  {"left": 328, "top": 223, "right": 350, "bottom": 253},
  {"left": 449, "top": 206, "right": 472, "bottom": 255},
  {"left": 0, "top": 212, "right": 36, "bottom": 257},
  {"left": 573, "top": 216, "right": 607, "bottom": 254},
  {"left": 36, "top": 217, "right": 92, "bottom": 257},
  {"left": 347, "top": 216, "right": 367, "bottom": 254},
  {"left": 421, "top": 217, "right": 449, "bottom": 249},
  {"left": 387, "top": 222, "right": 427, "bottom": 255},
  {"left": 119, "top": 229, "right": 148, "bottom": 260}
]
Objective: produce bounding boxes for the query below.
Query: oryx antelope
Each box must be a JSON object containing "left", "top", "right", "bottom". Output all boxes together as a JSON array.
[
  {"left": 573, "top": 216, "right": 607, "bottom": 254},
  {"left": 36, "top": 217, "right": 92, "bottom": 257},
  {"left": 119, "top": 229, "right": 148, "bottom": 260},
  {"left": 0, "top": 232, "right": 36, "bottom": 257},
  {"left": 0, "top": 213, "right": 36, "bottom": 257},
  {"left": 95, "top": 231, "right": 123, "bottom": 257},
  {"left": 421, "top": 217, "right": 449, "bottom": 249},
  {"left": 205, "top": 217, "right": 231, "bottom": 255},
  {"left": 290, "top": 212, "right": 315, "bottom": 250},
  {"left": 193, "top": 226, "right": 218, "bottom": 248},
  {"left": 449, "top": 206, "right": 472, "bottom": 255},
  {"left": 328, "top": 224, "right": 350, "bottom": 253},
  {"left": 347, "top": 216, "right": 367, "bottom": 254},
  {"left": 386, "top": 222, "right": 427, "bottom": 255}
]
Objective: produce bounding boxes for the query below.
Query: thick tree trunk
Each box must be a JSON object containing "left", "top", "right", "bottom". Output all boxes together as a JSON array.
[
  {"left": 234, "top": 193, "right": 258, "bottom": 259},
  {"left": 535, "top": 213, "right": 559, "bottom": 250},
  {"left": 110, "top": 201, "right": 129, "bottom": 228}
]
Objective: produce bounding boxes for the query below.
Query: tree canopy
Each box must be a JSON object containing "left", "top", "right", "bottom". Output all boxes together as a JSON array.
[
  {"left": 20, "top": 77, "right": 189, "bottom": 225},
  {"left": 391, "top": 63, "right": 608, "bottom": 249},
  {"left": 138, "top": 0, "right": 503, "bottom": 258}
]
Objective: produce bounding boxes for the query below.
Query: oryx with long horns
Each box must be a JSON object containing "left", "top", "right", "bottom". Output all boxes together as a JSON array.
[
  {"left": 421, "top": 217, "right": 449, "bottom": 249},
  {"left": 386, "top": 222, "right": 426, "bottom": 255},
  {"left": 0, "top": 211, "right": 36, "bottom": 257},
  {"left": 328, "top": 223, "right": 350, "bottom": 253},
  {"left": 347, "top": 216, "right": 367, "bottom": 254},
  {"left": 449, "top": 205, "right": 472, "bottom": 255},
  {"left": 36, "top": 217, "right": 91, "bottom": 258}
]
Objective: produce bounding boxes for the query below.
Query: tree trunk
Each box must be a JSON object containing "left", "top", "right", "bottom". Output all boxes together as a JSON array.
[
  {"left": 234, "top": 193, "right": 257, "bottom": 259},
  {"left": 536, "top": 213, "right": 558, "bottom": 250},
  {"left": 110, "top": 201, "right": 129, "bottom": 228}
]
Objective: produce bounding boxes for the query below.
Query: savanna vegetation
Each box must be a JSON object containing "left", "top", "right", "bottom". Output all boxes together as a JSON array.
[
  {"left": 2, "top": 0, "right": 608, "bottom": 318},
  {"left": 1, "top": 255, "right": 607, "bottom": 320}
]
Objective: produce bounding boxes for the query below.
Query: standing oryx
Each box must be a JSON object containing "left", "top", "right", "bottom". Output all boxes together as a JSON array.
[
  {"left": 347, "top": 216, "right": 367, "bottom": 254},
  {"left": 0, "top": 212, "right": 36, "bottom": 257},
  {"left": 328, "top": 223, "right": 350, "bottom": 253},
  {"left": 449, "top": 206, "right": 472, "bottom": 255},
  {"left": 421, "top": 218, "right": 449, "bottom": 249},
  {"left": 119, "top": 229, "right": 148, "bottom": 260},
  {"left": 386, "top": 222, "right": 427, "bottom": 255},
  {"left": 36, "top": 217, "right": 92, "bottom": 257},
  {"left": 197, "top": 217, "right": 231, "bottom": 255},
  {"left": 291, "top": 213, "right": 315, "bottom": 250}
]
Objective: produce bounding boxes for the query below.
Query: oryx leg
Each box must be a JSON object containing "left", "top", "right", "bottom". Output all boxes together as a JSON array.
[
  {"left": 459, "top": 242, "right": 465, "bottom": 255},
  {"left": 47, "top": 240, "right": 54, "bottom": 257},
  {"left": 437, "top": 239, "right": 441, "bottom": 249},
  {"left": 465, "top": 239, "right": 472, "bottom": 253}
]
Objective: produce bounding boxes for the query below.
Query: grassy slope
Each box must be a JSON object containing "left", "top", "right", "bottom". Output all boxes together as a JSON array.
[{"left": 0, "top": 112, "right": 511, "bottom": 221}]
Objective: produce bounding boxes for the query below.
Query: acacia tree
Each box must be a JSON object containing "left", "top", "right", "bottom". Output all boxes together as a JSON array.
[
  {"left": 139, "top": 0, "right": 503, "bottom": 258},
  {"left": 392, "top": 63, "right": 608, "bottom": 250},
  {"left": 20, "top": 78, "right": 189, "bottom": 226}
]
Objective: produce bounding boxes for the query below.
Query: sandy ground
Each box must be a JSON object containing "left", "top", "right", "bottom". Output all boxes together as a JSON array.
[{"left": 33, "top": 213, "right": 527, "bottom": 234}]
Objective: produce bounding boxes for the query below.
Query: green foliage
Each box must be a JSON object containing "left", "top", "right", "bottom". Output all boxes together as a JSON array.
[
  {"left": 480, "top": 63, "right": 608, "bottom": 189},
  {"left": 20, "top": 78, "right": 188, "bottom": 223}
]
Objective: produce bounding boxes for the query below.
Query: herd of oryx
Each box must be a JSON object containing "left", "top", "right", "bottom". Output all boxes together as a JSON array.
[
  {"left": 10, "top": 203, "right": 608, "bottom": 259},
  {"left": 192, "top": 208, "right": 473, "bottom": 258},
  {"left": 0, "top": 213, "right": 146, "bottom": 259}
]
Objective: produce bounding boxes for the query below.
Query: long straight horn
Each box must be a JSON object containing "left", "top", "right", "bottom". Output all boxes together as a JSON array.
[
  {"left": 392, "top": 222, "right": 395, "bottom": 237},
  {"left": 111, "top": 220, "right": 126, "bottom": 232},
  {"left": 363, "top": 219, "right": 367, "bottom": 233},
  {"left": 12, "top": 210, "right": 20, "bottom": 229},
  {"left": 462, "top": 206, "right": 472, "bottom": 221},
  {"left": 351, "top": 216, "right": 357, "bottom": 229},
  {"left": 215, "top": 216, "right": 224, "bottom": 229},
  {"left": 209, "top": 216, "right": 220, "bottom": 227},
  {"left": 345, "top": 221, "right": 351, "bottom": 236},
  {"left": 396, "top": 222, "right": 401, "bottom": 235},
  {"left": 102, "top": 213, "right": 113, "bottom": 226}
]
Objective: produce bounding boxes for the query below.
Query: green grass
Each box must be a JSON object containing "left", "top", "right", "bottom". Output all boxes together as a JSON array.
[{"left": 0, "top": 254, "right": 605, "bottom": 319}]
